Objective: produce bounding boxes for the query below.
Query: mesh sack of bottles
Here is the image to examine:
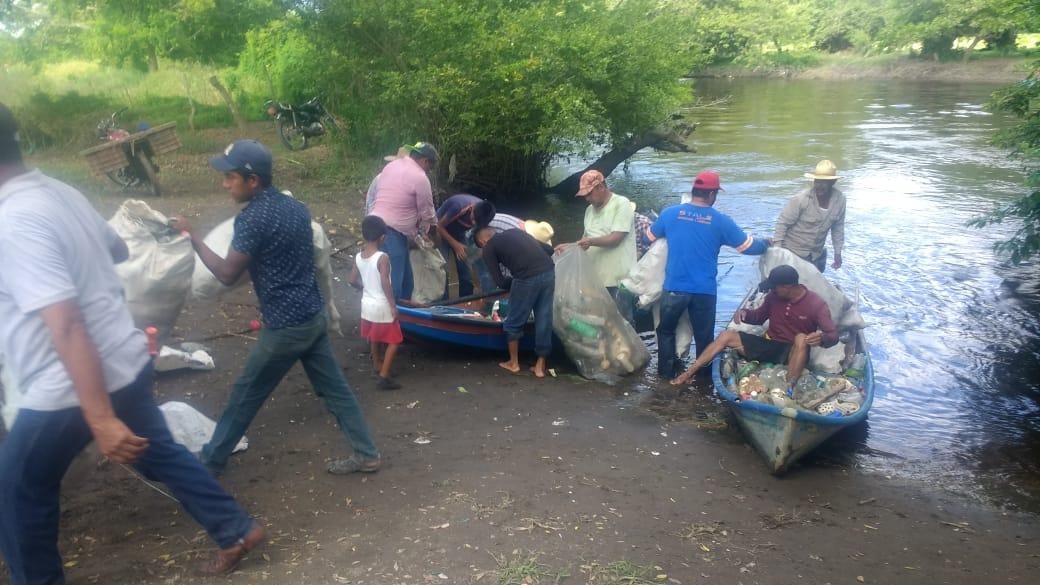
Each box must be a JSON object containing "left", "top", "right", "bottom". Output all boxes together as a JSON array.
[{"left": 552, "top": 247, "right": 649, "bottom": 384}]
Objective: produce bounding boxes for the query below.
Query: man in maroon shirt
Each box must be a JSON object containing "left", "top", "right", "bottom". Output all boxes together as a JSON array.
[{"left": 672, "top": 265, "right": 838, "bottom": 388}]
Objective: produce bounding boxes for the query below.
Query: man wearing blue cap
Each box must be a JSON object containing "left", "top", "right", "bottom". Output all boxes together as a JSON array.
[
  {"left": 0, "top": 104, "right": 264, "bottom": 582},
  {"left": 171, "top": 140, "right": 381, "bottom": 476}
]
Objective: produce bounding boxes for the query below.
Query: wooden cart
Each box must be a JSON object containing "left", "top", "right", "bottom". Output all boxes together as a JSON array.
[{"left": 80, "top": 122, "right": 181, "bottom": 196}]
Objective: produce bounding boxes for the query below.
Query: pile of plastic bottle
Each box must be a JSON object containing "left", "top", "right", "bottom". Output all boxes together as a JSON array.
[{"left": 720, "top": 351, "right": 866, "bottom": 417}]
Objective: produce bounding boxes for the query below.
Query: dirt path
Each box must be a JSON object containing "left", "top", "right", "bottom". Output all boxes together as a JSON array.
[{"left": 2, "top": 130, "right": 1038, "bottom": 584}]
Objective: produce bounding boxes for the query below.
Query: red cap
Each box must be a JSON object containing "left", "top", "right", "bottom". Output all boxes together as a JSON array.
[{"left": 692, "top": 171, "right": 723, "bottom": 191}]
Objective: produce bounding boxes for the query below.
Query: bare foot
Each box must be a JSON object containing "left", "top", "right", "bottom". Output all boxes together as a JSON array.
[
  {"left": 670, "top": 372, "right": 692, "bottom": 386},
  {"left": 498, "top": 361, "right": 521, "bottom": 374},
  {"left": 529, "top": 365, "right": 546, "bottom": 378}
]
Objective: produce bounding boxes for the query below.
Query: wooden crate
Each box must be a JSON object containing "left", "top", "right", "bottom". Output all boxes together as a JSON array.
[
  {"left": 80, "top": 141, "right": 130, "bottom": 175},
  {"left": 144, "top": 122, "right": 181, "bottom": 155}
]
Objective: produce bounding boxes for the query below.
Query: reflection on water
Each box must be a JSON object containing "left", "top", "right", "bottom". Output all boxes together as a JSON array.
[{"left": 530, "top": 79, "right": 1040, "bottom": 510}]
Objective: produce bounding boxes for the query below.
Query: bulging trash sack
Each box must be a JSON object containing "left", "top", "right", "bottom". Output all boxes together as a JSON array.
[
  {"left": 190, "top": 215, "right": 342, "bottom": 335},
  {"left": 619, "top": 238, "right": 668, "bottom": 308},
  {"left": 409, "top": 237, "right": 447, "bottom": 305},
  {"left": 159, "top": 401, "right": 248, "bottom": 455},
  {"left": 553, "top": 247, "right": 649, "bottom": 384},
  {"left": 109, "top": 200, "right": 195, "bottom": 341}
]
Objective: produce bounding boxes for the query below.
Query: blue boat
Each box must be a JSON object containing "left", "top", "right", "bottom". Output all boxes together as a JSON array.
[
  {"left": 397, "top": 292, "right": 538, "bottom": 352},
  {"left": 711, "top": 299, "right": 875, "bottom": 475}
]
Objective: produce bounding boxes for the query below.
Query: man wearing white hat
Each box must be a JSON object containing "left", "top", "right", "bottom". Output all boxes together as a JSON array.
[{"left": 773, "top": 160, "right": 846, "bottom": 272}]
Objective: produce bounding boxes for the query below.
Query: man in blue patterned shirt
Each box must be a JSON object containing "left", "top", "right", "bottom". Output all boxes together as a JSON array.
[{"left": 172, "top": 140, "right": 381, "bottom": 476}]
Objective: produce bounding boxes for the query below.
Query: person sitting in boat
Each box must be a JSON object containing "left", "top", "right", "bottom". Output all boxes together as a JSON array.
[
  {"left": 671, "top": 265, "right": 838, "bottom": 390},
  {"left": 474, "top": 226, "right": 555, "bottom": 378}
]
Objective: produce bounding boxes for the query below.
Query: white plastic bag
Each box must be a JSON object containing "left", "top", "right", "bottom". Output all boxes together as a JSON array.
[
  {"left": 159, "top": 401, "right": 248, "bottom": 455},
  {"left": 154, "top": 346, "right": 216, "bottom": 372},
  {"left": 190, "top": 216, "right": 342, "bottom": 335},
  {"left": 109, "top": 200, "right": 195, "bottom": 340},
  {"left": 619, "top": 238, "right": 669, "bottom": 308},
  {"left": 552, "top": 247, "right": 649, "bottom": 384},
  {"left": 409, "top": 239, "right": 447, "bottom": 305}
]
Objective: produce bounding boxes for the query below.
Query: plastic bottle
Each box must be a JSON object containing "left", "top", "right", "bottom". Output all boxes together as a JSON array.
[
  {"left": 567, "top": 317, "right": 600, "bottom": 339},
  {"left": 491, "top": 300, "right": 502, "bottom": 322}
]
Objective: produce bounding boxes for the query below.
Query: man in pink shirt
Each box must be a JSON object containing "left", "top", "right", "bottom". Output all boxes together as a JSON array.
[
  {"left": 672, "top": 265, "right": 838, "bottom": 390},
  {"left": 369, "top": 142, "right": 439, "bottom": 300}
]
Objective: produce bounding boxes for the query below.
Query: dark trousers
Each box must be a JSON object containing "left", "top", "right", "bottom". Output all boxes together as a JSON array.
[
  {"left": 810, "top": 248, "right": 827, "bottom": 273},
  {"left": 502, "top": 270, "right": 555, "bottom": 357},
  {"left": 379, "top": 227, "right": 414, "bottom": 301},
  {"left": 441, "top": 243, "right": 474, "bottom": 298},
  {"left": 656, "top": 291, "right": 717, "bottom": 378},
  {"left": 202, "top": 311, "right": 379, "bottom": 470},
  {"left": 0, "top": 365, "right": 253, "bottom": 585}
]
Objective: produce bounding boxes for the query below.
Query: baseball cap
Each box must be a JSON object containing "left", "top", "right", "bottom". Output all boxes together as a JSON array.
[
  {"left": 209, "top": 140, "right": 273, "bottom": 176},
  {"left": 758, "top": 265, "right": 800, "bottom": 292},
  {"left": 407, "top": 141, "right": 439, "bottom": 162},
  {"left": 576, "top": 170, "right": 605, "bottom": 197},
  {"left": 692, "top": 171, "right": 723, "bottom": 191}
]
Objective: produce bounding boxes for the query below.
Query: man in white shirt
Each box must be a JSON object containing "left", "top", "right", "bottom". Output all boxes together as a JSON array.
[{"left": 0, "top": 103, "right": 263, "bottom": 584}]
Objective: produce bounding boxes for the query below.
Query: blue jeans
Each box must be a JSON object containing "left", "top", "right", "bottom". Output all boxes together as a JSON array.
[
  {"left": 502, "top": 270, "right": 555, "bottom": 357},
  {"left": 0, "top": 365, "right": 253, "bottom": 585},
  {"left": 202, "top": 312, "right": 379, "bottom": 470},
  {"left": 380, "top": 227, "right": 413, "bottom": 301},
  {"left": 656, "top": 291, "right": 717, "bottom": 378}
]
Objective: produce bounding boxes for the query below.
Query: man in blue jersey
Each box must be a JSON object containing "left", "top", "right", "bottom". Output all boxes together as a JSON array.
[{"left": 650, "top": 171, "right": 770, "bottom": 380}]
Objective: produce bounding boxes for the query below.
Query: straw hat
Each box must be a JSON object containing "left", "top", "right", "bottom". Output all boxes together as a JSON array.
[
  {"left": 524, "top": 220, "right": 555, "bottom": 246},
  {"left": 804, "top": 159, "right": 839, "bottom": 181},
  {"left": 383, "top": 146, "right": 409, "bottom": 162}
]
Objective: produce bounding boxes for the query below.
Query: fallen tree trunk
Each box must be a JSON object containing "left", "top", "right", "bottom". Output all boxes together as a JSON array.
[{"left": 547, "top": 117, "right": 696, "bottom": 196}]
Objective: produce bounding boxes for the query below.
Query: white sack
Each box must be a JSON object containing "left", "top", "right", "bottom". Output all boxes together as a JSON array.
[
  {"left": 159, "top": 401, "right": 247, "bottom": 455},
  {"left": 619, "top": 238, "right": 668, "bottom": 308},
  {"left": 190, "top": 216, "right": 342, "bottom": 335},
  {"left": 409, "top": 239, "right": 447, "bottom": 305},
  {"left": 109, "top": 200, "right": 195, "bottom": 340}
]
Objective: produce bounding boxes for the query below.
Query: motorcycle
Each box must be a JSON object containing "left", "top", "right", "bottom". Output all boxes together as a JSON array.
[
  {"left": 264, "top": 97, "right": 337, "bottom": 151},
  {"left": 96, "top": 108, "right": 161, "bottom": 196}
]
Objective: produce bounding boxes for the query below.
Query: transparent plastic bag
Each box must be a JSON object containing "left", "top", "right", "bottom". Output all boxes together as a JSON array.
[{"left": 552, "top": 247, "right": 649, "bottom": 384}]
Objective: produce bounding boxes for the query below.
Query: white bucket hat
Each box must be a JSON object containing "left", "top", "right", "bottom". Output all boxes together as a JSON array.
[{"left": 804, "top": 159, "right": 839, "bottom": 181}]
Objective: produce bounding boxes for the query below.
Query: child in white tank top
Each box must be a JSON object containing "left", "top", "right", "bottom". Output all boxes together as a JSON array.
[{"left": 348, "top": 216, "right": 403, "bottom": 390}]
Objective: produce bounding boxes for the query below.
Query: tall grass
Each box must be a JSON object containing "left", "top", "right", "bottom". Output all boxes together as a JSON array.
[{"left": 1, "top": 60, "right": 267, "bottom": 150}]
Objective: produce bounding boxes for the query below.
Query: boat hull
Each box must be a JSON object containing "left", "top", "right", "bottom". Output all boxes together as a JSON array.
[
  {"left": 712, "top": 330, "right": 875, "bottom": 475},
  {"left": 397, "top": 293, "right": 537, "bottom": 352}
]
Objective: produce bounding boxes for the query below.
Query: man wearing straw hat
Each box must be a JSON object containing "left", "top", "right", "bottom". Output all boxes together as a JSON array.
[{"left": 773, "top": 160, "right": 847, "bottom": 273}]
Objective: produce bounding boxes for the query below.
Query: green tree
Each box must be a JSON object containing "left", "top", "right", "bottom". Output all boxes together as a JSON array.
[
  {"left": 51, "top": 0, "right": 284, "bottom": 71},
  {"left": 970, "top": 61, "right": 1040, "bottom": 263},
  {"left": 297, "top": 0, "right": 700, "bottom": 197},
  {"left": 883, "top": 0, "right": 1039, "bottom": 61}
]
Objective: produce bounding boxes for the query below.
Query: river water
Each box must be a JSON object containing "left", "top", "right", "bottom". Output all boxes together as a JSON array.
[{"left": 532, "top": 78, "right": 1040, "bottom": 510}]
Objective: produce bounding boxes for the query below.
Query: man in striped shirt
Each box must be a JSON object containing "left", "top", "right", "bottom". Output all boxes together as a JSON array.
[{"left": 650, "top": 171, "right": 770, "bottom": 380}]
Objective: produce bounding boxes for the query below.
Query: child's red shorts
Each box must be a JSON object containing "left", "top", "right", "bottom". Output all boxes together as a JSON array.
[{"left": 361, "top": 319, "right": 403, "bottom": 344}]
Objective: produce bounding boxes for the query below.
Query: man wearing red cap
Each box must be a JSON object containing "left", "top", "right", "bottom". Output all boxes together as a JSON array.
[{"left": 650, "top": 171, "right": 770, "bottom": 380}]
